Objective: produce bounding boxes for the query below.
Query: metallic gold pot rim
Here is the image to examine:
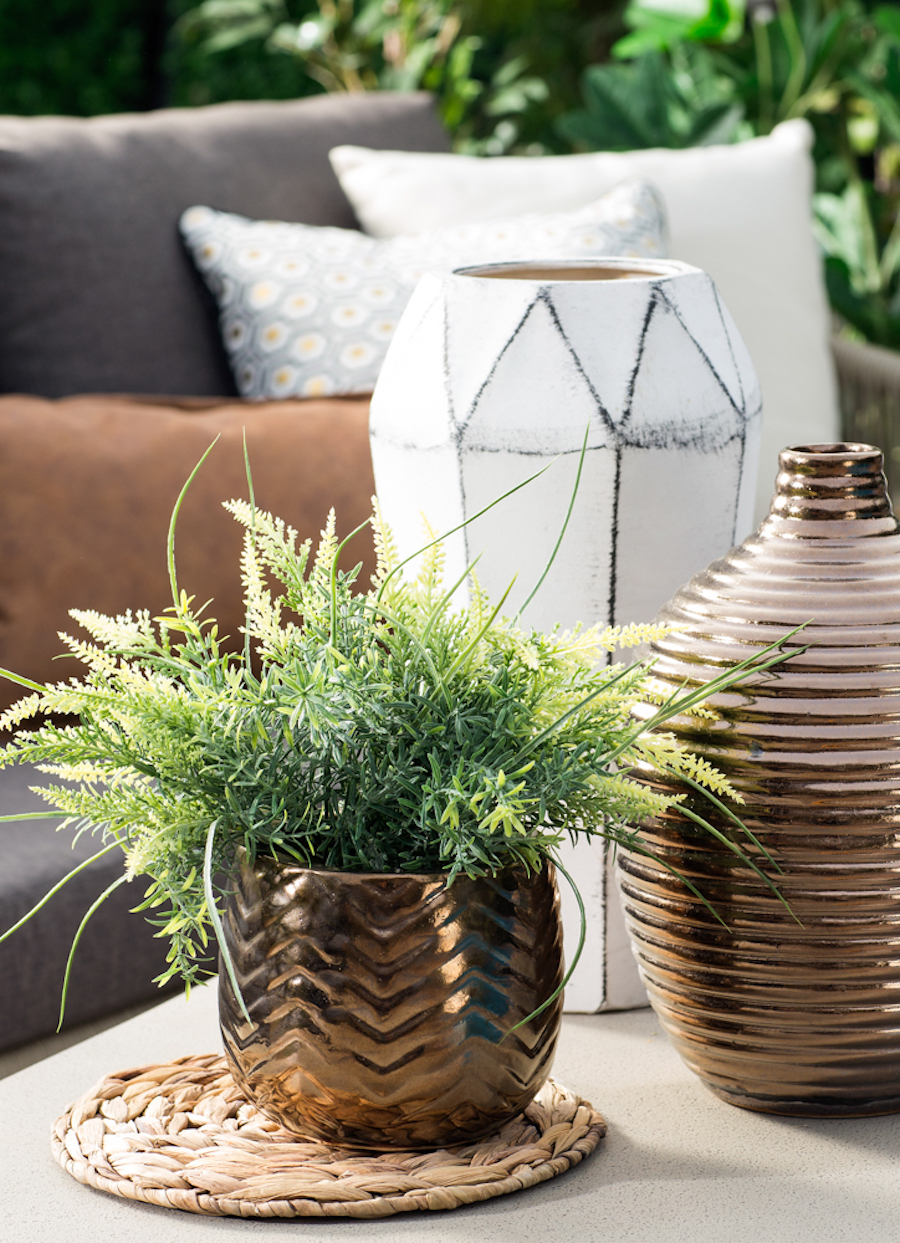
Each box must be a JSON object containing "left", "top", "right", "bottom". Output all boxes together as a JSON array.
[{"left": 235, "top": 848, "right": 546, "bottom": 884}]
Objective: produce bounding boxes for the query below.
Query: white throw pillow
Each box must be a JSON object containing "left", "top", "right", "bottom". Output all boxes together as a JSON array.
[
  {"left": 331, "top": 121, "right": 839, "bottom": 522},
  {"left": 179, "top": 181, "right": 666, "bottom": 401}
]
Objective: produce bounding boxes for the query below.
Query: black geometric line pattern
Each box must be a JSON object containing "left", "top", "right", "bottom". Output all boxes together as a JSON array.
[{"left": 371, "top": 260, "right": 760, "bottom": 630}]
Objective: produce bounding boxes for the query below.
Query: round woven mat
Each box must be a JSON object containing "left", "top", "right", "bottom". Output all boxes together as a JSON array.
[{"left": 51, "top": 1053, "right": 607, "bottom": 1218}]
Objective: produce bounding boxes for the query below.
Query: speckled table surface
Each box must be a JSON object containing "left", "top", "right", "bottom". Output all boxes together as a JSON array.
[{"left": 2, "top": 983, "right": 898, "bottom": 1243}]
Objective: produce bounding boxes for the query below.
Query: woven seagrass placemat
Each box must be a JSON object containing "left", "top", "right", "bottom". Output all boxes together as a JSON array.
[{"left": 50, "top": 1053, "right": 607, "bottom": 1218}]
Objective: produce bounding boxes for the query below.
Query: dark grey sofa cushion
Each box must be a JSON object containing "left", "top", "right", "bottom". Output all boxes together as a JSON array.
[
  {"left": 0, "top": 92, "right": 449, "bottom": 398},
  {"left": 0, "top": 763, "right": 178, "bottom": 1050}
]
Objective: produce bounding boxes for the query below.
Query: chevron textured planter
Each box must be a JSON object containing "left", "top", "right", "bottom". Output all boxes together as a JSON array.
[{"left": 219, "top": 853, "right": 564, "bottom": 1149}]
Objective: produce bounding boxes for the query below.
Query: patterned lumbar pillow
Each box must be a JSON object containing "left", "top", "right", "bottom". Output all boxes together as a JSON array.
[{"left": 179, "top": 180, "right": 666, "bottom": 400}]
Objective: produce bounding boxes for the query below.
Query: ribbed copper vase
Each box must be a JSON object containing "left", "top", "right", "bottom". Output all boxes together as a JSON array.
[
  {"left": 618, "top": 443, "right": 900, "bottom": 1117},
  {"left": 219, "top": 854, "right": 563, "bottom": 1149}
]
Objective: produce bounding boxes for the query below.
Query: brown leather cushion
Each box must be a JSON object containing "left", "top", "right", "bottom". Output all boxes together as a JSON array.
[{"left": 0, "top": 393, "right": 375, "bottom": 713}]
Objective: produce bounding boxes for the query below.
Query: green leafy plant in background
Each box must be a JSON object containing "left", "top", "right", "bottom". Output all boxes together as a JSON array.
[
  {"left": 175, "top": 0, "right": 553, "bottom": 147},
  {"left": 0, "top": 0, "right": 324, "bottom": 113},
  {"left": 455, "top": 0, "right": 630, "bottom": 153},
  {"left": 0, "top": 447, "right": 798, "bottom": 1017},
  {"left": 558, "top": 0, "right": 900, "bottom": 351},
  {"left": 173, "top": 0, "right": 626, "bottom": 152},
  {"left": 0, "top": 1, "right": 623, "bottom": 150},
  {"left": 555, "top": 46, "right": 742, "bottom": 149},
  {"left": 178, "top": 0, "right": 474, "bottom": 121},
  {"left": 1, "top": 3, "right": 895, "bottom": 341},
  {"left": 170, "top": 0, "right": 900, "bottom": 338},
  {"left": 814, "top": 166, "right": 900, "bottom": 350},
  {"left": 169, "top": 0, "right": 320, "bottom": 106}
]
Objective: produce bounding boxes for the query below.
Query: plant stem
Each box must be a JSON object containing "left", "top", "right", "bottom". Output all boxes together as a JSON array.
[
  {"left": 376, "top": 457, "right": 555, "bottom": 604},
  {"left": 837, "top": 102, "right": 882, "bottom": 294},
  {"left": 879, "top": 197, "right": 900, "bottom": 287},
  {"left": 167, "top": 438, "right": 220, "bottom": 612},
  {"left": 57, "top": 873, "right": 129, "bottom": 1030},
  {"left": 242, "top": 432, "right": 257, "bottom": 671},
  {"left": 204, "top": 820, "right": 251, "bottom": 1024},
  {"left": 752, "top": 8, "right": 774, "bottom": 134},
  {"left": 776, "top": 0, "right": 808, "bottom": 121},
  {"left": 516, "top": 424, "right": 590, "bottom": 623},
  {"left": 0, "top": 840, "right": 122, "bottom": 945},
  {"left": 502, "top": 853, "right": 585, "bottom": 1038}
]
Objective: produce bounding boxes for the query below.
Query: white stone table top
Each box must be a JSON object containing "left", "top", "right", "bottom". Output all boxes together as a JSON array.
[{"left": 1, "top": 983, "right": 898, "bottom": 1243}]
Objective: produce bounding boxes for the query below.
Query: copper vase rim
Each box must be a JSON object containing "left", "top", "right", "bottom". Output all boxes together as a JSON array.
[{"left": 779, "top": 441, "right": 882, "bottom": 464}]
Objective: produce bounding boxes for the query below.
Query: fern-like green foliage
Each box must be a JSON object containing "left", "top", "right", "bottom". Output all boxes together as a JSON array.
[{"left": 0, "top": 499, "right": 766, "bottom": 992}]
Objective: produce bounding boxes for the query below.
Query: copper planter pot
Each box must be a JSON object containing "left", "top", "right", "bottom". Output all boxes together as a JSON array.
[
  {"left": 618, "top": 443, "right": 900, "bottom": 1117},
  {"left": 219, "top": 854, "right": 563, "bottom": 1149}
]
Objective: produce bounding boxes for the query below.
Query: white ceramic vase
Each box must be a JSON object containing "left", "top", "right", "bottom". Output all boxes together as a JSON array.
[{"left": 369, "top": 256, "right": 762, "bottom": 1012}]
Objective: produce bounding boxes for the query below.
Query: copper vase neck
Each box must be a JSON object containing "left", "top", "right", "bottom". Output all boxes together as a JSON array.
[{"left": 766, "top": 442, "right": 896, "bottom": 527}]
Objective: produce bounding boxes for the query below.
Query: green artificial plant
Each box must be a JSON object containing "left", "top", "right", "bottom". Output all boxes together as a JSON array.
[{"left": 0, "top": 446, "right": 798, "bottom": 1021}]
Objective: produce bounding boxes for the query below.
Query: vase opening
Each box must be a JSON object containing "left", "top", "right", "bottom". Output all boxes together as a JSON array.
[
  {"left": 770, "top": 441, "right": 894, "bottom": 524},
  {"left": 455, "top": 258, "right": 679, "bottom": 283},
  {"left": 782, "top": 441, "right": 882, "bottom": 461}
]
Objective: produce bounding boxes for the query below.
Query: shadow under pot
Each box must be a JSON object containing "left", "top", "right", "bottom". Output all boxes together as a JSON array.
[{"left": 219, "top": 851, "right": 564, "bottom": 1149}]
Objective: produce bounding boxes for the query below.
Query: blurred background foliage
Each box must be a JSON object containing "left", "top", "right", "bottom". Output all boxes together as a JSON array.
[
  {"left": 560, "top": 0, "right": 900, "bottom": 349},
  {"left": 0, "top": 0, "right": 896, "bottom": 348},
  {"left": 0, "top": 1, "right": 627, "bottom": 148}
]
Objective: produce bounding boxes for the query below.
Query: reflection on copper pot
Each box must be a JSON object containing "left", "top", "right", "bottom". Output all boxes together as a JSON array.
[
  {"left": 219, "top": 853, "right": 563, "bottom": 1148},
  {"left": 619, "top": 443, "right": 900, "bottom": 1117}
]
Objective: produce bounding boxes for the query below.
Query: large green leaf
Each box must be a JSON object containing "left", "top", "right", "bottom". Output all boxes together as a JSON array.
[
  {"left": 826, "top": 258, "right": 900, "bottom": 350},
  {"left": 613, "top": 0, "right": 743, "bottom": 58},
  {"left": 613, "top": 7, "right": 699, "bottom": 59},
  {"left": 846, "top": 61, "right": 900, "bottom": 146},
  {"left": 558, "top": 59, "right": 667, "bottom": 149},
  {"left": 556, "top": 48, "right": 741, "bottom": 151},
  {"left": 688, "top": 0, "right": 744, "bottom": 43},
  {"left": 874, "top": 4, "right": 900, "bottom": 44},
  {"left": 814, "top": 186, "right": 881, "bottom": 294},
  {"left": 684, "top": 99, "right": 743, "bottom": 144}
]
